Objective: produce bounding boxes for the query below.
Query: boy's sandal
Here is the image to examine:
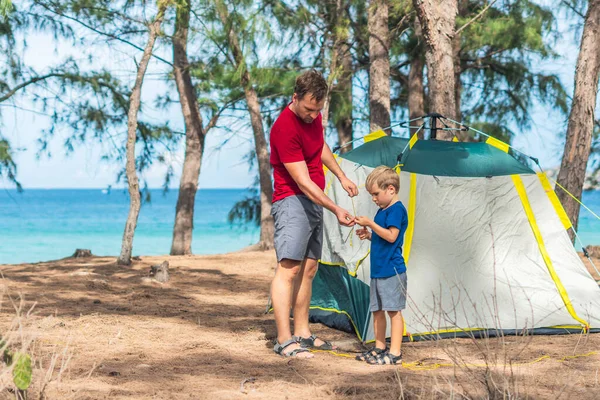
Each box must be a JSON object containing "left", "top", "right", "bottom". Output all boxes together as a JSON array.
[
  {"left": 367, "top": 351, "right": 402, "bottom": 365},
  {"left": 294, "top": 334, "right": 337, "bottom": 350},
  {"left": 355, "top": 347, "right": 386, "bottom": 361},
  {"left": 273, "top": 338, "right": 311, "bottom": 357}
]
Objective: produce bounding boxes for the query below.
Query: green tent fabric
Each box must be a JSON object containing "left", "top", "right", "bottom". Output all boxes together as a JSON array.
[
  {"left": 341, "top": 136, "right": 408, "bottom": 168},
  {"left": 310, "top": 264, "right": 370, "bottom": 339},
  {"left": 400, "top": 141, "right": 534, "bottom": 177},
  {"left": 341, "top": 136, "right": 534, "bottom": 177}
]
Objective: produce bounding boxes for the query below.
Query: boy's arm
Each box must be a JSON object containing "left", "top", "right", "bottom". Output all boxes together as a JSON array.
[
  {"left": 355, "top": 216, "right": 399, "bottom": 243},
  {"left": 321, "top": 143, "right": 358, "bottom": 197},
  {"left": 356, "top": 227, "right": 371, "bottom": 241}
]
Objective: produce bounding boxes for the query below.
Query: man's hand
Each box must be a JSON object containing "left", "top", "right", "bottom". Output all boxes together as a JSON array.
[
  {"left": 356, "top": 227, "right": 371, "bottom": 240},
  {"left": 335, "top": 207, "right": 356, "bottom": 227},
  {"left": 355, "top": 216, "right": 372, "bottom": 228},
  {"left": 340, "top": 177, "right": 358, "bottom": 197}
]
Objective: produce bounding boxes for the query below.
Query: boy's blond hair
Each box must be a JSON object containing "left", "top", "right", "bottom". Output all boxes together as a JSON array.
[{"left": 365, "top": 166, "right": 399, "bottom": 193}]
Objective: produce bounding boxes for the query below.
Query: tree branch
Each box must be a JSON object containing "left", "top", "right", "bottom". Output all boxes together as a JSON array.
[
  {"left": 455, "top": 0, "right": 498, "bottom": 35},
  {"left": 203, "top": 96, "right": 244, "bottom": 134},
  {"left": 37, "top": 3, "right": 173, "bottom": 67},
  {"left": 561, "top": 0, "right": 585, "bottom": 18},
  {"left": 0, "top": 73, "right": 64, "bottom": 103}
]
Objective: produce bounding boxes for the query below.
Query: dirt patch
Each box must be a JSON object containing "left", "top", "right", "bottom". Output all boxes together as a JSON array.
[{"left": 0, "top": 251, "right": 598, "bottom": 399}]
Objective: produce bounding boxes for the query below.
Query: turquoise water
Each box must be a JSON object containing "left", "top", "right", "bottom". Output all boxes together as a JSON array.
[
  {"left": 577, "top": 190, "right": 600, "bottom": 247},
  {"left": 0, "top": 188, "right": 598, "bottom": 265},
  {"left": 0, "top": 189, "right": 260, "bottom": 264}
]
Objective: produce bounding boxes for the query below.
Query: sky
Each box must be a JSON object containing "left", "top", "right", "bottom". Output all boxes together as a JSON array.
[{"left": 0, "top": 5, "right": 597, "bottom": 190}]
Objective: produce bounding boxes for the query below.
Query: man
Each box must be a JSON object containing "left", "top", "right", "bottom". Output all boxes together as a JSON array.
[{"left": 270, "top": 70, "right": 358, "bottom": 358}]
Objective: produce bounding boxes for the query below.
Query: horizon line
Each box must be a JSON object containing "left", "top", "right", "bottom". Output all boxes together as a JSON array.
[{"left": 2, "top": 186, "right": 253, "bottom": 191}]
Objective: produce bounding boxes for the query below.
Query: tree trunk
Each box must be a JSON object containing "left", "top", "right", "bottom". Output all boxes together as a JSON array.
[
  {"left": 243, "top": 86, "right": 274, "bottom": 249},
  {"left": 408, "top": 18, "right": 426, "bottom": 138},
  {"left": 368, "top": 0, "right": 391, "bottom": 134},
  {"left": 118, "top": 6, "right": 166, "bottom": 265},
  {"left": 452, "top": 0, "right": 468, "bottom": 139},
  {"left": 170, "top": 2, "right": 206, "bottom": 255},
  {"left": 413, "top": 0, "right": 458, "bottom": 140},
  {"left": 218, "top": 3, "right": 274, "bottom": 250},
  {"left": 335, "top": 41, "right": 353, "bottom": 154},
  {"left": 332, "top": 0, "right": 353, "bottom": 154},
  {"left": 408, "top": 54, "right": 426, "bottom": 138},
  {"left": 556, "top": 0, "right": 600, "bottom": 241},
  {"left": 453, "top": 33, "right": 462, "bottom": 123}
]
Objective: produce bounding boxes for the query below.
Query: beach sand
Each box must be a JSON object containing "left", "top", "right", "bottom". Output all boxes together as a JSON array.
[{"left": 0, "top": 250, "right": 599, "bottom": 399}]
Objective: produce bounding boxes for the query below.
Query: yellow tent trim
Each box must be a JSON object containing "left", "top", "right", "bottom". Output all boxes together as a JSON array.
[
  {"left": 411, "top": 327, "right": 487, "bottom": 337},
  {"left": 347, "top": 250, "right": 370, "bottom": 277},
  {"left": 309, "top": 306, "right": 363, "bottom": 340},
  {"left": 403, "top": 173, "right": 417, "bottom": 265},
  {"left": 511, "top": 174, "right": 589, "bottom": 329},
  {"left": 486, "top": 137, "right": 509, "bottom": 153},
  {"left": 361, "top": 324, "right": 588, "bottom": 344},
  {"left": 537, "top": 173, "right": 572, "bottom": 230},
  {"left": 408, "top": 132, "right": 418, "bottom": 149},
  {"left": 410, "top": 325, "right": 586, "bottom": 337},
  {"left": 318, "top": 258, "right": 368, "bottom": 278},
  {"left": 318, "top": 260, "right": 345, "bottom": 267},
  {"left": 364, "top": 129, "right": 387, "bottom": 142},
  {"left": 549, "top": 325, "right": 588, "bottom": 330}
]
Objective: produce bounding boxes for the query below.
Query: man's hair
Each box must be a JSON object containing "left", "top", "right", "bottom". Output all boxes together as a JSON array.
[
  {"left": 294, "top": 70, "right": 328, "bottom": 102},
  {"left": 365, "top": 166, "right": 400, "bottom": 193}
]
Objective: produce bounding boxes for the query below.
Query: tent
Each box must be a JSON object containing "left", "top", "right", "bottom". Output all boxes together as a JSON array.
[{"left": 309, "top": 124, "right": 600, "bottom": 342}]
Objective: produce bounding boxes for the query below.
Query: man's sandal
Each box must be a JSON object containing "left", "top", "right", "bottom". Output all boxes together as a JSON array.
[
  {"left": 367, "top": 350, "right": 402, "bottom": 365},
  {"left": 294, "top": 334, "right": 337, "bottom": 350},
  {"left": 273, "top": 338, "right": 312, "bottom": 357},
  {"left": 355, "top": 346, "right": 386, "bottom": 361}
]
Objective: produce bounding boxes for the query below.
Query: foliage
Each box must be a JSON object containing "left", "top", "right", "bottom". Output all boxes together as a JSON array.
[
  {"left": 1, "top": 340, "right": 32, "bottom": 391},
  {"left": 458, "top": 0, "right": 568, "bottom": 133},
  {"left": 0, "top": 0, "right": 181, "bottom": 192},
  {"left": 227, "top": 190, "right": 260, "bottom": 226}
]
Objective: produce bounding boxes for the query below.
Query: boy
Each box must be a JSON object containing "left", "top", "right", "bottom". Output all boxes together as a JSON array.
[{"left": 355, "top": 166, "right": 408, "bottom": 365}]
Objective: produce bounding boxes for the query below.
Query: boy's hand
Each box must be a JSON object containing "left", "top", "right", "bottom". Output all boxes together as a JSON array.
[
  {"left": 356, "top": 227, "right": 371, "bottom": 240},
  {"left": 355, "top": 216, "right": 372, "bottom": 227},
  {"left": 340, "top": 177, "right": 359, "bottom": 197}
]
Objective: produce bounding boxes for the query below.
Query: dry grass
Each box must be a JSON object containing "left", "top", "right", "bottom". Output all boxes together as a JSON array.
[{"left": 0, "top": 250, "right": 597, "bottom": 399}]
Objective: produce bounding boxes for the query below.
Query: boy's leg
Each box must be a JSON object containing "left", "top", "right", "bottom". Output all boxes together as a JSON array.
[
  {"left": 373, "top": 310, "right": 387, "bottom": 351},
  {"left": 271, "top": 258, "right": 313, "bottom": 358},
  {"left": 387, "top": 311, "right": 404, "bottom": 357}
]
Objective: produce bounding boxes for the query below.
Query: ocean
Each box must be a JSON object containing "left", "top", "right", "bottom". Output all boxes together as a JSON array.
[
  {"left": 0, "top": 188, "right": 260, "bottom": 265},
  {"left": 1, "top": 188, "right": 599, "bottom": 265}
]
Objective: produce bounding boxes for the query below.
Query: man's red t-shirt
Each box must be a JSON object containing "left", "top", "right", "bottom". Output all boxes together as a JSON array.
[{"left": 270, "top": 105, "right": 325, "bottom": 203}]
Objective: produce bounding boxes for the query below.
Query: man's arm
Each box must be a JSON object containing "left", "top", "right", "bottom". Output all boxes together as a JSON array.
[
  {"left": 284, "top": 160, "right": 355, "bottom": 226},
  {"left": 321, "top": 143, "right": 358, "bottom": 197}
]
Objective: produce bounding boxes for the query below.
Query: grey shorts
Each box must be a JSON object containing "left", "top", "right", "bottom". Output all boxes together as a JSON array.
[
  {"left": 370, "top": 273, "right": 407, "bottom": 312},
  {"left": 271, "top": 195, "right": 323, "bottom": 262}
]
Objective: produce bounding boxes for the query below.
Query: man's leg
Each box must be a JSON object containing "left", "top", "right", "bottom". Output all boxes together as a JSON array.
[
  {"left": 271, "top": 258, "right": 313, "bottom": 358},
  {"left": 291, "top": 257, "right": 317, "bottom": 338},
  {"left": 291, "top": 258, "right": 337, "bottom": 348}
]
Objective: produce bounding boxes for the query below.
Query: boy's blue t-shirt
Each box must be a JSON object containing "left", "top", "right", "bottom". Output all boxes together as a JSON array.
[{"left": 370, "top": 201, "right": 409, "bottom": 278}]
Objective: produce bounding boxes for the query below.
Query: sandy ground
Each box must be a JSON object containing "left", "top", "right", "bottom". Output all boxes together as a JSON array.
[{"left": 0, "top": 250, "right": 598, "bottom": 399}]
